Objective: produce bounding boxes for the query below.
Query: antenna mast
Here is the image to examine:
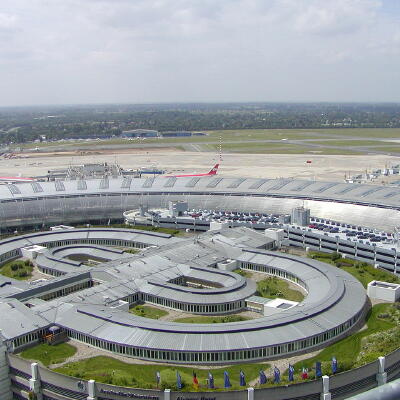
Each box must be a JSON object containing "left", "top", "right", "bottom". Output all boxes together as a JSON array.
[{"left": 219, "top": 135, "right": 223, "bottom": 162}]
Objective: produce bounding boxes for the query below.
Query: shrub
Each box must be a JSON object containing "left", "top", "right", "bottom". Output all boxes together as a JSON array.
[
  {"left": 10, "top": 263, "right": 20, "bottom": 271},
  {"left": 378, "top": 313, "right": 390, "bottom": 319},
  {"left": 114, "top": 376, "right": 129, "bottom": 386}
]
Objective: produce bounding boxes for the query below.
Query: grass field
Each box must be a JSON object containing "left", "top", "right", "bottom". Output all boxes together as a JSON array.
[
  {"left": 308, "top": 251, "right": 400, "bottom": 288},
  {"left": 20, "top": 128, "right": 400, "bottom": 155},
  {"left": 76, "top": 223, "right": 181, "bottom": 236},
  {"left": 20, "top": 343, "right": 77, "bottom": 367},
  {"left": 129, "top": 305, "right": 169, "bottom": 320},
  {"left": 173, "top": 315, "right": 250, "bottom": 324},
  {"left": 123, "top": 248, "right": 139, "bottom": 254},
  {"left": 211, "top": 142, "right": 360, "bottom": 154},
  {"left": 54, "top": 356, "right": 269, "bottom": 390},
  {"left": 362, "top": 145, "right": 400, "bottom": 153},
  {"left": 292, "top": 303, "right": 398, "bottom": 376},
  {"left": 256, "top": 276, "right": 305, "bottom": 302},
  {"left": 233, "top": 268, "right": 251, "bottom": 277},
  {"left": 0, "top": 259, "right": 34, "bottom": 280},
  {"left": 209, "top": 128, "right": 400, "bottom": 139},
  {"left": 306, "top": 139, "right": 390, "bottom": 147}
]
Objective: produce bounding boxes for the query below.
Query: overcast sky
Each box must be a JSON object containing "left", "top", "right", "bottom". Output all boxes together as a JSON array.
[{"left": 0, "top": 0, "right": 399, "bottom": 106}]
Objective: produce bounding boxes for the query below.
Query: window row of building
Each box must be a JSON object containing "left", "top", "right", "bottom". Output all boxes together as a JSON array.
[
  {"left": 286, "top": 227, "right": 398, "bottom": 273},
  {"left": 10, "top": 328, "right": 47, "bottom": 350},
  {"left": 20, "top": 279, "right": 93, "bottom": 302},
  {"left": 38, "top": 280, "right": 93, "bottom": 301},
  {"left": 239, "top": 261, "right": 307, "bottom": 291},
  {"left": 61, "top": 310, "right": 362, "bottom": 363},
  {"left": 44, "top": 238, "right": 147, "bottom": 249},
  {"left": 140, "top": 292, "right": 244, "bottom": 314},
  {"left": 0, "top": 248, "right": 20, "bottom": 264}
]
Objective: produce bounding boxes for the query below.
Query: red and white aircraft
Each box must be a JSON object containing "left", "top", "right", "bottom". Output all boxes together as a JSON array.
[
  {"left": 167, "top": 164, "right": 219, "bottom": 178},
  {"left": 0, "top": 176, "right": 35, "bottom": 183}
]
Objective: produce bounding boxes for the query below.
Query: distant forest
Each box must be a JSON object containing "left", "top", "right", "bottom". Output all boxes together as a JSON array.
[{"left": 1, "top": 102, "right": 400, "bottom": 145}]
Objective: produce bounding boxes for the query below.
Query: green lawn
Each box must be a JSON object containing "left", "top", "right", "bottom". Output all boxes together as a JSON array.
[
  {"left": 355, "top": 305, "right": 400, "bottom": 366},
  {"left": 209, "top": 128, "right": 400, "bottom": 139},
  {"left": 54, "top": 355, "right": 269, "bottom": 390},
  {"left": 129, "top": 305, "right": 169, "bottom": 320},
  {"left": 0, "top": 259, "right": 34, "bottom": 280},
  {"left": 306, "top": 139, "right": 389, "bottom": 147},
  {"left": 173, "top": 315, "right": 250, "bottom": 324},
  {"left": 20, "top": 343, "right": 77, "bottom": 367},
  {"left": 127, "top": 224, "right": 181, "bottom": 236},
  {"left": 123, "top": 248, "right": 139, "bottom": 254},
  {"left": 233, "top": 268, "right": 251, "bottom": 278},
  {"left": 211, "top": 142, "right": 360, "bottom": 155},
  {"left": 308, "top": 251, "right": 400, "bottom": 288},
  {"left": 75, "top": 223, "right": 181, "bottom": 236},
  {"left": 20, "top": 128, "right": 400, "bottom": 152},
  {"left": 292, "top": 304, "right": 398, "bottom": 376},
  {"left": 292, "top": 128, "right": 400, "bottom": 138},
  {"left": 363, "top": 145, "right": 400, "bottom": 153},
  {"left": 256, "top": 276, "right": 305, "bottom": 302}
]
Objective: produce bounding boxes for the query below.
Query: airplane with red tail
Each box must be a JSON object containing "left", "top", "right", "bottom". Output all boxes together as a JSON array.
[
  {"left": 0, "top": 176, "right": 35, "bottom": 183},
  {"left": 167, "top": 163, "right": 219, "bottom": 178}
]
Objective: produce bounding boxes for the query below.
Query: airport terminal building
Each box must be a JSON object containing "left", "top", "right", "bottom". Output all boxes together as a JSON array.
[{"left": 0, "top": 175, "right": 399, "bottom": 399}]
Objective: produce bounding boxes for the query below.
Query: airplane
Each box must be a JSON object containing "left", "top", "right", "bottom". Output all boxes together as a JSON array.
[
  {"left": 0, "top": 176, "right": 35, "bottom": 183},
  {"left": 166, "top": 163, "right": 219, "bottom": 178}
]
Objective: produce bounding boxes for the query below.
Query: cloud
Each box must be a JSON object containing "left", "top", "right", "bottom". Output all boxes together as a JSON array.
[
  {"left": 0, "top": 12, "right": 17, "bottom": 30},
  {"left": 0, "top": 0, "right": 398, "bottom": 105},
  {"left": 292, "top": 0, "right": 380, "bottom": 36}
]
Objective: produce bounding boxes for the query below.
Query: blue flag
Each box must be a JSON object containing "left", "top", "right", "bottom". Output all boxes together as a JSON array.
[
  {"left": 239, "top": 370, "right": 246, "bottom": 386},
  {"left": 208, "top": 372, "right": 214, "bottom": 389},
  {"left": 331, "top": 357, "right": 338, "bottom": 374},
  {"left": 316, "top": 361, "right": 322, "bottom": 378},
  {"left": 259, "top": 370, "right": 267, "bottom": 385},
  {"left": 273, "top": 366, "right": 281, "bottom": 384},
  {"left": 176, "top": 371, "right": 182, "bottom": 389},
  {"left": 224, "top": 371, "right": 231, "bottom": 388},
  {"left": 288, "top": 364, "right": 295, "bottom": 382}
]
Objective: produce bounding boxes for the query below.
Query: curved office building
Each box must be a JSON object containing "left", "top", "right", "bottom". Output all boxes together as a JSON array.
[{"left": 0, "top": 225, "right": 367, "bottom": 364}]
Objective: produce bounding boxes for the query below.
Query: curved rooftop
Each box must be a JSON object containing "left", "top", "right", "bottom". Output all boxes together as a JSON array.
[
  {"left": 0, "top": 176, "right": 400, "bottom": 230},
  {"left": 0, "top": 227, "right": 367, "bottom": 363}
]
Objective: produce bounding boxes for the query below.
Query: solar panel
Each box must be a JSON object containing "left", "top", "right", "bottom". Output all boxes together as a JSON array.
[
  {"left": 313, "top": 183, "right": 338, "bottom": 193},
  {"left": 7, "top": 184, "right": 20, "bottom": 195},
  {"left": 99, "top": 179, "right": 109, "bottom": 189},
  {"left": 164, "top": 177, "right": 177, "bottom": 188},
  {"left": 31, "top": 182, "right": 43, "bottom": 193},
  {"left": 383, "top": 191, "right": 400, "bottom": 199},
  {"left": 336, "top": 185, "right": 360, "bottom": 195},
  {"left": 121, "top": 177, "right": 132, "bottom": 189},
  {"left": 291, "top": 181, "right": 314, "bottom": 192},
  {"left": 249, "top": 179, "right": 268, "bottom": 189},
  {"left": 143, "top": 178, "right": 155, "bottom": 188},
  {"left": 207, "top": 178, "right": 223, "bottom": 188},
  {"left": 227, "top": 178, "right": 246, "bottom": 188},
  {"left": 186, "top": 177, "right": 200, "bottom": 188},
  {"left": 268, "top": 179, "right": 292, "bottom": 191},
  {"left": 360, "top": 187, "right": 385, "bottom": 198},
  {"left": 77, "top": 180, "right": 87, "bottom": 190},
  {"left": 54, "top": 181, "right": 65, "bottom": 191}
]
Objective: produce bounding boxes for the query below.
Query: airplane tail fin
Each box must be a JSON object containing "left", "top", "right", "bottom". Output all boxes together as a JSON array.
[{"left": 207, "top": 164, "right": 219, "bottom": 175}]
